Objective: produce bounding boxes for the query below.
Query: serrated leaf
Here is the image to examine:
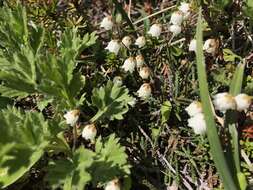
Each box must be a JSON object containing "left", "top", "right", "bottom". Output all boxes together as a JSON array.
[
  {"left": 0, "top": 107, "right": 52, "bottom": 188},
  {"left": 90, "top": 134, "right": 131, "bottom": 185},
  {"left": 91, "top": 81, "right": 134, "bottom": 122},
  {"left": 46, "top": 148, "right": 95, "bottom": 190}
]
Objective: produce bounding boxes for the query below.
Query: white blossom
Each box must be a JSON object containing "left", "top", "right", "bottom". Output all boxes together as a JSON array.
[
  {"left": 135, "top": 55, "right": 145, "bottom": 67},
  {"left": 135, "top": 36, "right": 146, "bottom": 48},
  {"left": 185, "top": 101, "right": 202, "bottom": 117},
  {"left": 203, "top": 39, "right": 218, "bottom": 54},
  {"left": 105, "top": 40, "right": 121, "bottom": 55},
  {"left": 235, "top": 93, "right": 252, "bottom": 111},
  {"left": 113, "top": 76, "right": 123, "bottom": 86},
  {"left": 81, "top": 124, "right": 97, "bottom": 141},
  {"left": 139, "top": 66, "right": 151, "bottom": 79},
  {"left": 137, "top": 83, "right": 152, "bottom": 99},
  {"left": 105, "top": 179, "right": 120, "bottom": 190},
  {"left": 121, "top": 36, "right": 132, "bottom": 48},
  {"left": 63, "top": 109, "right": 80, "bottom": 126},
  {"left": 213, "top": 92, "right": 236, "bottom": 111},
  {"left": 188, "top": 113, "right": 207, "bottom": 135},
  {"left": 169, "top": 25, "right": 182, "bottom": 36},
  {"left": 148, "top": 24, "right": 162, "bottom": 38},
  {"left": 122, "top": 57, "right": 136, "bottom": 73},
  {"left": 170, "top": 11, "right": 184, "bottom": 25},
  {"left": 189, "top": 39, "right": 197, "bottom": 52},
  {"left": 178, "top": 2, "right": 191, "bottom": 19},
  {"left": 100, "top": 16, "right": 113, "bottom": 30}
]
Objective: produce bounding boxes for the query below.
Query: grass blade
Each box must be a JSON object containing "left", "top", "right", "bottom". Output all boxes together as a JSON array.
[{"left": 195, "top": 9, "right": 239, "bottom": 190}]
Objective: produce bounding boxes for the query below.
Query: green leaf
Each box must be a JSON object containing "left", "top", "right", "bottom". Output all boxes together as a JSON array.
[
  {"left": 161, "top": 101, "right": 172, "bottom": 124},
  {"left": 90, "top": 134, "right": 131, "bottom": 186},
  {"left": 91, "top": 81, "right": 134, "bottom": 122},
  {"left": 195, "top": 9, "right": 239, "bottom": 190},
  {"left": 223, "top": 49, "right": 242, "bottom": 62},
  {"left": 0, "top": 107, "right": 52, "bottom": 188},
  {"left": 46, "top": 148, "right": 95, "bottom": 190},
  {"left": 243, "top": 0, "right": 253, "bottom": 21}
]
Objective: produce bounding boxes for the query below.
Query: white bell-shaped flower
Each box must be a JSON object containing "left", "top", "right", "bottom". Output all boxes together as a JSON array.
[
  {"left": 148, "top": 24, "right": 162, "bottom": 38},
  {"left": 136, "top": 55, "right": 145, "bottom": 68},
  {"left": 121, "top": 36, "right": 132, "bottom": 48},
  {"left": 235, "top": 93, "right": 252, "bottom": 111},
  {"left": 113, "top": 76, "right": 123, "bottom": 86},
  {"left": 105, "top": 179, "right": 121, "bottom": 190},
  {"left": 100, "top": 16, "right": 113, "bottom": 30},
  {"left": 213, "top": 92, "right": 236, "bottom": 111},
  {"left": 63, "top": 109, "right": 80, "bottom": 126},
  {"left": 169, "top": 25, "right": 182, "bottom": 36},
  {"left": 139, "top": 66, "right": 151, "bottom": 79},
  {"left": 122, "top": 57, "right": 136, "bottom": 73},
  {"left": 188, "top": 113, "right": 207, "bottom": 135},
  {"left": 178, "top": 2, "right": 191, "bottom": 19},
  {"left": 189, "top": 39, "right": 197, "bottom": 52},
  {"left": 185, "top": 101, "right": 202, "bottom": 117},
  {"left": 81, "top": 124, "right": 97, "bottom": 141},
  {"left": 170, "top": 11, "right": 184, "bottom": 25},
  {"left": 135, "top": 36, "right": 146, "bottom": 48},
  {"left": 137, "top": 83, "right": 152, "bottom": 99},
  {"left": 203, "top": 39, "right": 218, "bottom": 54},
  {"left": 105, "top": 40, "right": 121, "bottom": 55}
]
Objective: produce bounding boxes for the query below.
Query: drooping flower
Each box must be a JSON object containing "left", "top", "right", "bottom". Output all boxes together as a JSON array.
[
  {"left": 213, "top": 92, "right": 236, "bottom": 111},
  {"left": 235, "top": 93, "right": 252, "bottom": 111},
  {"left": 189, "top": 39, "right": 197, "bottom": 52},
  {"left": 105, "top": 179, "right": 121, "bottom": 190},
  {"left": 187, "top": 113, "right": 207, "bottom": 135},
  {"left": 137, "top": 83, "right": 152, "bottom": 99},
  {"left": 122, "top": 57, "right": 136, "bottom": 73},
  {"left": 63, "top": 109, "right": 80, "bottom": 126},
  {"left": 81, "top": 124, "right": 97, "bottom": 141},
  {"left": 121, "top": 36, "right": 132, "bottom": 48},
  {"left": 139, "top": 66, "right": 151, "bottom": 79},
  {"left": 113, "top": 76, "right": 123, "bottom": 86},
  {"left": 185, "top": 101, "right": 202, "bottom": 117},
  {"left": 128, "top": 97, "right": 137, "bottom": 107},
  {"left": 169, "top": 25, "right": 182, "bottom": 36},
  {"left": 105, "top": 40, "right": 121, "bottom": 55},
  {"left": 100, "top": 16, "right": 113, "bottom": 30},
  {"left": 170, "top": 11, "right": 184, "bottom": 25},
  {"left": 178, "top": 2, "right": 191, "bottom": 19},
  {"left": 203, "top": 39, "right": 218, "bottom": 55},
  {"left": 135, "top": 36, "right": 146, "bottom": 48},
  {"left": 135, "top": 55, "right": 145, "bottom": 68},
  {"left": 148, "top": 24, "right": 162, "bottom": 38}
]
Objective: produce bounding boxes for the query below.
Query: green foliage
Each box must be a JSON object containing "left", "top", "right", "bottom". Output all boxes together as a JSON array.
[
  {"left": 91, "top": 134, "right": 131, "bottom": 185},
  {"left": 0, "top": 107, "right": 53, "bottom": 188},
  {"left": 243, "top": 0, "right": 253, "bottom": 21},
  {"left": 91, "top": 81, "right": 134, "bottom": 122},
  {"left": 161, "top": 101, "right": 172, "bottom": 124},
  {"left": 223, "top": 49, "right": 242, "bottom": 62},
  {"left": 47, "top": 134, "right": 130, "bottom": 189},
  {"left": 46, "top": 148, "right": 95, "bottom": 190}
]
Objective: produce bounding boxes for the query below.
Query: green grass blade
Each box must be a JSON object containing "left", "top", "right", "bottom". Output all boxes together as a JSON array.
[{"left": 195, "top": 9, "right": 239, "bottom": 190}]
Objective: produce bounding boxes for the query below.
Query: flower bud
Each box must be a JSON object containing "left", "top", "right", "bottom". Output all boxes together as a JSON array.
[
  {"left": 121, "top": 36, "right": 132, "bottom": 48},
  {"left": 135, "top": 36, "right": 146, "bottom": 48},
  {"left": 235, "top": 93, "right": 252, "bottom": 111},
  {"left": 170, "top": 11, "right": 184, "bottom": 25},
  {"left": 213, "top": 92, "right": 236, "bottom": 111},
  {"left": 135, "top": 55, "right": 145, "bottom": 68},
  {"left": 188, "top": 113, "right": 206, "bottom": 135},
  {"left": 81, "top": 124, "right": 97, "bottom": 141},
  {"left": 148, "top": 24, "right": 162, "bottom": 38},
  {"left": 122, "top": 57, "right": 136, "bottom": 73},
  {"left": 185, "top": 101, "right": 202, "bottom": 117},
  {"left": 139, "top": 66, "right": 151, "bottom": 79},
  {"left": 63, "top": 109, "right": 80, "bottom": 126},
  {"left": 137, "top": 83, "right": 152, "bottom": 99},
  {"left": 169, "top": 25, "right": 181, "bottom": 36},
  {"left": 100, "top": 16, "right": 113, "bottom": 30},
  {"left": 113, "top": 76, "right": 123, "bottom": 86},
  {"left": 189, "top": 39, "right": 197, "bottom": 52},
  {"left": 203, "top": 39, "right": 218, "bottom": 55},
  {"left": 105, "top": 40, "right": 121, "bottom": 55},
  {"left": 105, "top": 179, "right": 121, "bottom": 190}
]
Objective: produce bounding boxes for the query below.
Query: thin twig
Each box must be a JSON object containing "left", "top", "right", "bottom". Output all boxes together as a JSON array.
[{"left": 133, "top": 5, "right": 176, "bottom": 25}]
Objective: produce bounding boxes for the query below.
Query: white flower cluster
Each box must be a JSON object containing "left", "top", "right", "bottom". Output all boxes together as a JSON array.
[
  {"left": 213, "top": 93, "right": 252, "bottom": 112},
  {"left": 169, "top": 2, "right": 191, "bottom": 36},
  {"left": 185, "top": 101, "right": 206, "bottom": 135},
  {"left": 189, "top": 38, "right": 218, "bottom": 54}
]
